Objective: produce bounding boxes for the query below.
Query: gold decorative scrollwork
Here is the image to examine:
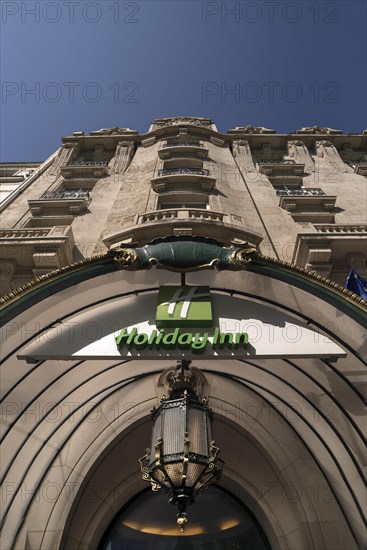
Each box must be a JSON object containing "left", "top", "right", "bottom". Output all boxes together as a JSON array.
[
  {"left": 228, "top": 245, "right": 258, "bottom": 269},
  {"left": 139, "top": 449, "right": 162, "bottom": 491},
  {"left": 112, "top": 247, "right": 140, "bottom": 269}
]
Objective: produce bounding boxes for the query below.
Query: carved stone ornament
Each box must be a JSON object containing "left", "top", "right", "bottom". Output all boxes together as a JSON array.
[
  {"left": 199, "top": 179, "right": 215, "bottom": 192},
  {"left": 152, "top": 181, "right": 168, "bottom": 193},
  {"left": 153, "top": 117, "right": 212, "bottom": 128},
  {"left": 230, "top": 125, "right": 275, "bottom": 134},
  {"left": 296, "top": 126, "right": 343, "bottom": 135},
  {"left": 111, "top": 247, "right": 140, "bottom": 269},
  {"left": 117, "top": 141, "right": 132, "bottom": 148},
  {"left": 286, "top": 140, "right": 316, "bottom": 172},
  {"left": 232, "top": 139, "right": 248, "bottom": 150},
  {"left": 316, "top": 140, "right": 333, "bottom": 148},
  {"left": 315, "top": 141, "right": 352, "bottom": 173},
  {"left": 157, "top": 362, "right": 208, "bottom": 401},
  {"left": 50, "top": 142, "right": 80, "bottom": 176},
  {"left": 91, "top": 127, "right": 137, "bottom": 135},
  {"left": 288, "top": 140, "right": 305, "bottom": 148},
  {"left": 108, "top": 237, "right": 259, "bottom": 273},
  {"left": 61, "top": 142, "right": 79, "bottom": 149},
  {"left": 316, "top": 141, "right": 334, "bottom": 157}
]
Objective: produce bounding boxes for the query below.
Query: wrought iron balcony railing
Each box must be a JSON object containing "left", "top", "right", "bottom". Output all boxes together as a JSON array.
[
  {"left": 276, "top": 187, "right": 326, "bottom": 197},
  {"left": 68, "top": 160, "right": 109, "bottom": 167},
  {"left": 162, "top": 143, "right": 203, "bottom": 148},
  {"left": 40, "top": 189, "right": 90, "bottom": 200},
  {"left": 157, "top": 168, "right": 209, "bottom": 177}
]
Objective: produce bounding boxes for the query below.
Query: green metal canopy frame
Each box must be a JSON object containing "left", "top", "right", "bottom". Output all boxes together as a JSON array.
[{"left": 1, "top": 236, "right": 366, "bottom": 326}]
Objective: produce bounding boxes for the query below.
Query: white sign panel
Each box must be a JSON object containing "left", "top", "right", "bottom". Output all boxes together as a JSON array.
[{"left": 18, "top": 293, "right": 346, "bottom": 361}]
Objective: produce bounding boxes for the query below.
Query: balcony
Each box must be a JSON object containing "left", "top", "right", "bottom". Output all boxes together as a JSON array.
[
  {"left": 61, "top": 160, "right": 109, "bottom": 179},
  {"left": 0, "top": 225, "right": 74, "bottom": 283},
  {"left": 276, "top": 187, "right": 325, "bottom": 197},
  {"left": 293, "top": 224, "right": 367, "bottom": 278},
  {"left": 28, "top": 189, "right": 91, "bottom": 216},
  {"left": 103, "top": 208, "right": 263, "bottom": 249},
  {"left": 0, "top": 228, "right": 52, "bottom": 239},
  {"left": 258, "top": 160, "right": 305, "bottom": 185},
  {"left": 346, "top": 160, "right": 367, "bottom": 176},
  {"left": 314, "top": 223, "right": 367, "bottom": 234},
  {"left": 278, "top": 187, "right": 336, "bottom": 223},
  {"left": 41, "top": 189, "right": 90, "bottom": 200},
  {"left": 141, "top": 208, "right": 224, "bottom": 224},
  {"left": 159, "top": 143, "right": 208, "bottom": 160},
  {"left": 151, "top": 167, "right": 216, "bottom": 192}
]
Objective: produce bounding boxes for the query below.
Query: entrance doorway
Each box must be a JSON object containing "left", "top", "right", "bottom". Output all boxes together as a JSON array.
[{"left": 100, "top": 485, "right": 270, "bottom": 549}]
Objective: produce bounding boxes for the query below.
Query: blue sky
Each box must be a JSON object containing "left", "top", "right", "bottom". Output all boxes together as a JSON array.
[{"left": 1, "top": 0, "right": 366, "bottom": 161}]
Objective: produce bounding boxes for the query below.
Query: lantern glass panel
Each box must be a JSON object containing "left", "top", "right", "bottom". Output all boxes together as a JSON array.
[
  {"left": 150, "top": 468, "right": 169, "bottom": 490},
  {"left": 164, "top": 463, "right": 184, "bottom": 487},
  {"left": 188, "top": 406, "right": 208, "bottom": 455},
  {"left": 162, "top": 403, "right": 185, "bottom": 456},
  {"left": 185, "top": 462, "right": 207, "bottom": 488}
]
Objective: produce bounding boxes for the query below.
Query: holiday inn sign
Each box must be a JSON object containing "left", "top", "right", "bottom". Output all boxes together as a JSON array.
[
  {"left": 17, "top": 286, "right": 346, "bottom": 362},
  {"left": 115, "top": 286, "right": 248, "bottom": 354},
  {"left": 156, "top": 286, "right": 213, "bottom": 327}
]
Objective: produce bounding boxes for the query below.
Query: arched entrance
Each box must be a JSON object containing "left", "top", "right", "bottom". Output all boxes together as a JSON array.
[
  {"left": 1, "top": 239, "right": 366, "bottom": 549},
  {"left": 100, "top": 486, "right": 270, "bottom": 549}
]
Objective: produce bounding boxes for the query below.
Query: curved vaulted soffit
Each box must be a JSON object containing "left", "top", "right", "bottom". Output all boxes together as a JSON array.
[{"left": 0, "top": 237, "right": 366, "bottom": 550}]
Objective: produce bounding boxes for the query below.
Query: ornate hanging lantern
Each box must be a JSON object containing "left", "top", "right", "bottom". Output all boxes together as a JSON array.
[{"left": 139, "top": 360, "right": 223, "bottom": 531}]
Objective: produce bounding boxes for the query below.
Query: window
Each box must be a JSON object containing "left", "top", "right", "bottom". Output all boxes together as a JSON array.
[
  {"left": 158, "top": 202, "right": 208, "bottom": 210},
  {"left": 157, "top": 194, "right": 209, "bottom": 210}
]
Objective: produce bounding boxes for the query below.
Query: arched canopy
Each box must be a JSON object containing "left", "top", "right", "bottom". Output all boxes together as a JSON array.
[{"left": 1, "top": 238, "right": 366, "bottom": 550}]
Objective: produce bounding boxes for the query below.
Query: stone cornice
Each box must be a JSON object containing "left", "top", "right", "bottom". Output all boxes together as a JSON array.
[{"left": 59, "top": 130, "right": 367, "bottom": 154}]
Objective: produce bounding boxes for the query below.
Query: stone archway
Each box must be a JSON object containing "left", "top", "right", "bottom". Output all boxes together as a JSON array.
[{"left": 1, "top": 246, "right": 365, "bottom": 549}]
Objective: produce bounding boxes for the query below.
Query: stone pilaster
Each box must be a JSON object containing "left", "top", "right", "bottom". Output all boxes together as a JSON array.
[
  {"left": 49, "top": 143, "right": 80, "bottom": 176},
  {"left": 112, "top": 141, "right": 134, "bottom": 174},
  {"left": 232, "top": 140, "right": 256, "bottom": 175}
]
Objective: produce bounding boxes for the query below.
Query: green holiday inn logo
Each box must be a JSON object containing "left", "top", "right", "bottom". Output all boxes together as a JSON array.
[
  {"left": 115, "top": 286, "right": 249, "bottom": 354},
  {"left": 156, "top": 286, "right": 212, "bottom": 328}
]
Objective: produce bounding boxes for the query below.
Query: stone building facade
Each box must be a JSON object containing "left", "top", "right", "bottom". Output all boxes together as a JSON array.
[
  {"left": 1, "top": 117, "right": 366, "bottom": 294},
  {"left": 0, "top": 118, "right": 366, "bottom": 550}
]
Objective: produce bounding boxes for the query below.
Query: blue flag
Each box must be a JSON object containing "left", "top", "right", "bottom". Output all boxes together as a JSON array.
[{"left": 345, "top": 269, "right": 367, "bottom": 300}]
